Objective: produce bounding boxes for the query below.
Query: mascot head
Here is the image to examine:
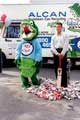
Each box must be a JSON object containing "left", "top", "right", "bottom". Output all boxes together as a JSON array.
[{"left": 20, "top": 19, "right": 38, "bottom": 41}]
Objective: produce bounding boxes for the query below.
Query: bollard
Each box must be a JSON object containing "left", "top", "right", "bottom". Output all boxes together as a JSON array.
[
  {"left": 67, "top": 59, "right": 71, "bottom": 84},
  {"left": 0, "top": 48, "right": 2, "bottom": 73}
]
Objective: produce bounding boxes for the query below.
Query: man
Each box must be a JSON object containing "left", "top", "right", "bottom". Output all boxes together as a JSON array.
[{"left": 51, "top": 22, "right": 79, "bottom": 87}]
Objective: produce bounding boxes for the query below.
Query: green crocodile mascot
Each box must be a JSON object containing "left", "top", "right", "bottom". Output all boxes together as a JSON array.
[{"left": 15, "top": 19, "right": 42, "bottom": 88}]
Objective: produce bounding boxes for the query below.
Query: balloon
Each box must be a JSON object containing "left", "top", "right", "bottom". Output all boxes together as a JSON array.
[
  {"left": 1, "top": 14, "right": 7, "bottom": 23},
  {"left": 5, "top": 18, "right": 11, "bottom": 27}
]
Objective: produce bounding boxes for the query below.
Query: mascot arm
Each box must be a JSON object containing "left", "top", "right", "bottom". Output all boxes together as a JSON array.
[
  {"left": 15, "top": 42, "right": 22, "bottom": 69},
  {"left": 35, "top": 40, "right": 42, "bottom": 73},
  {"left": 15, "top": 42, "right": 22, "bottom": 59},
  {"left": 35, "top": 40, "right": 42, "bottom": 62}
]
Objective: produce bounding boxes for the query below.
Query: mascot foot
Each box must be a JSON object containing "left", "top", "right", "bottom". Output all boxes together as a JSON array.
[
  {"left": 21, "top": 75, "right": 31, "bottom": 88},
  {"left": 31, "top": 74, "right": 40, "bottom": 86}
]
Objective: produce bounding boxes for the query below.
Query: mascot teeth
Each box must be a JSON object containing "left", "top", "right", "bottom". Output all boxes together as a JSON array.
[
  {"left": 27, "top": 33, "right": 33, "bottom": 37},
  {"left": 22, "top": 33, "right": 27, "bottom": 38}
]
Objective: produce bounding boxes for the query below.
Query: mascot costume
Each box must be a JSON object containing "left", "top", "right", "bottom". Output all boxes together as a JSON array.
[{"left": 15, "top": 19, "right": 42, "bottom": 88}]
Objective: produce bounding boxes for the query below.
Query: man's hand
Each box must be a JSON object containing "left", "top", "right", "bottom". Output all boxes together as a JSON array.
[{"left": 58, "top": 53, "right": 64, "bottom": 60}]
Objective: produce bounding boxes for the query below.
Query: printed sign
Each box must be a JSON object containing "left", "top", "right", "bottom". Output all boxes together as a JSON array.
[
  {"left": 37, "top": 36, "right": 51, "bottom": 48},
  {"left": 71, "top": 37, "right": 80, "bottom": 51},
  {"left": 22, "top": 43, "right": 34, "bottom": 56}
]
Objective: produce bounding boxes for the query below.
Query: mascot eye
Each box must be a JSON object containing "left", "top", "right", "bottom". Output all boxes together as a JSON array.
[{"left": 30, "top": 21, "right": 33, "bottom": 25}]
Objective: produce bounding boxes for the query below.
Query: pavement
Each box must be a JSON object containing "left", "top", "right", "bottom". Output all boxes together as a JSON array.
[{"left": 0, "top": 67, "right": 80, "bottom": 120}]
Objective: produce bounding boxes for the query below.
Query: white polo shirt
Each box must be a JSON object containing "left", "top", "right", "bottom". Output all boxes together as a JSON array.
[{"left": 51, "top": 32, "right": 80, "bottom": 55}]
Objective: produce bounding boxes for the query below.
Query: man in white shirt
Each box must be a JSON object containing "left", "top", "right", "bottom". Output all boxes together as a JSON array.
[{"left": 51, "top": 22, "right": 80, "bottom": 87}]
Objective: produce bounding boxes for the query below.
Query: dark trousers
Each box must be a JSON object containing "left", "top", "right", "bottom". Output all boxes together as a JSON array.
[{"left": 54, "top": 50, "right": 67, "bottom": 87}]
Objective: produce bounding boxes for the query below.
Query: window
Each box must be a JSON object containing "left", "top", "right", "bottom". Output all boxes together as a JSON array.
[{"left": 3, "top": 23, "right": 20, "bottom": 38}]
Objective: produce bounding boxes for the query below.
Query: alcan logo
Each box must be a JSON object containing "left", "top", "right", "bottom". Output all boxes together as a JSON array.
[{"left": 28, "top": 11, "right": 66, "bottom": 18}]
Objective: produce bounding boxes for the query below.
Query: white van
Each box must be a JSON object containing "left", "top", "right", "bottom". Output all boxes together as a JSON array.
[
  {"left": 0, "top": 3, "right": 80, "bottom": 65},
  {"left": 0, "top": 20, "right": 21, "bottom": 65}
]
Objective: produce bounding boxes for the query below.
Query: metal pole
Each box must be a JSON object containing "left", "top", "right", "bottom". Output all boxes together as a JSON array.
[
  {"left": 67, "top": 59, "right": 71, "bottom": 84},
  {"left": 0, "top": 48, "right": 2, "bottom": 73}
]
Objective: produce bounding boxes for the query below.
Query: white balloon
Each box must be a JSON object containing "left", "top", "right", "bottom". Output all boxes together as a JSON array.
[{"left": 5, "top": 18, "right": 11, "bottom": 27}]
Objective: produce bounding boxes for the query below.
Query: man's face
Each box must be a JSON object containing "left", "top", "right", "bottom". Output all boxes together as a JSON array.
[{"left": 56, "top": 24, "right": 62, "bottom": 33}]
